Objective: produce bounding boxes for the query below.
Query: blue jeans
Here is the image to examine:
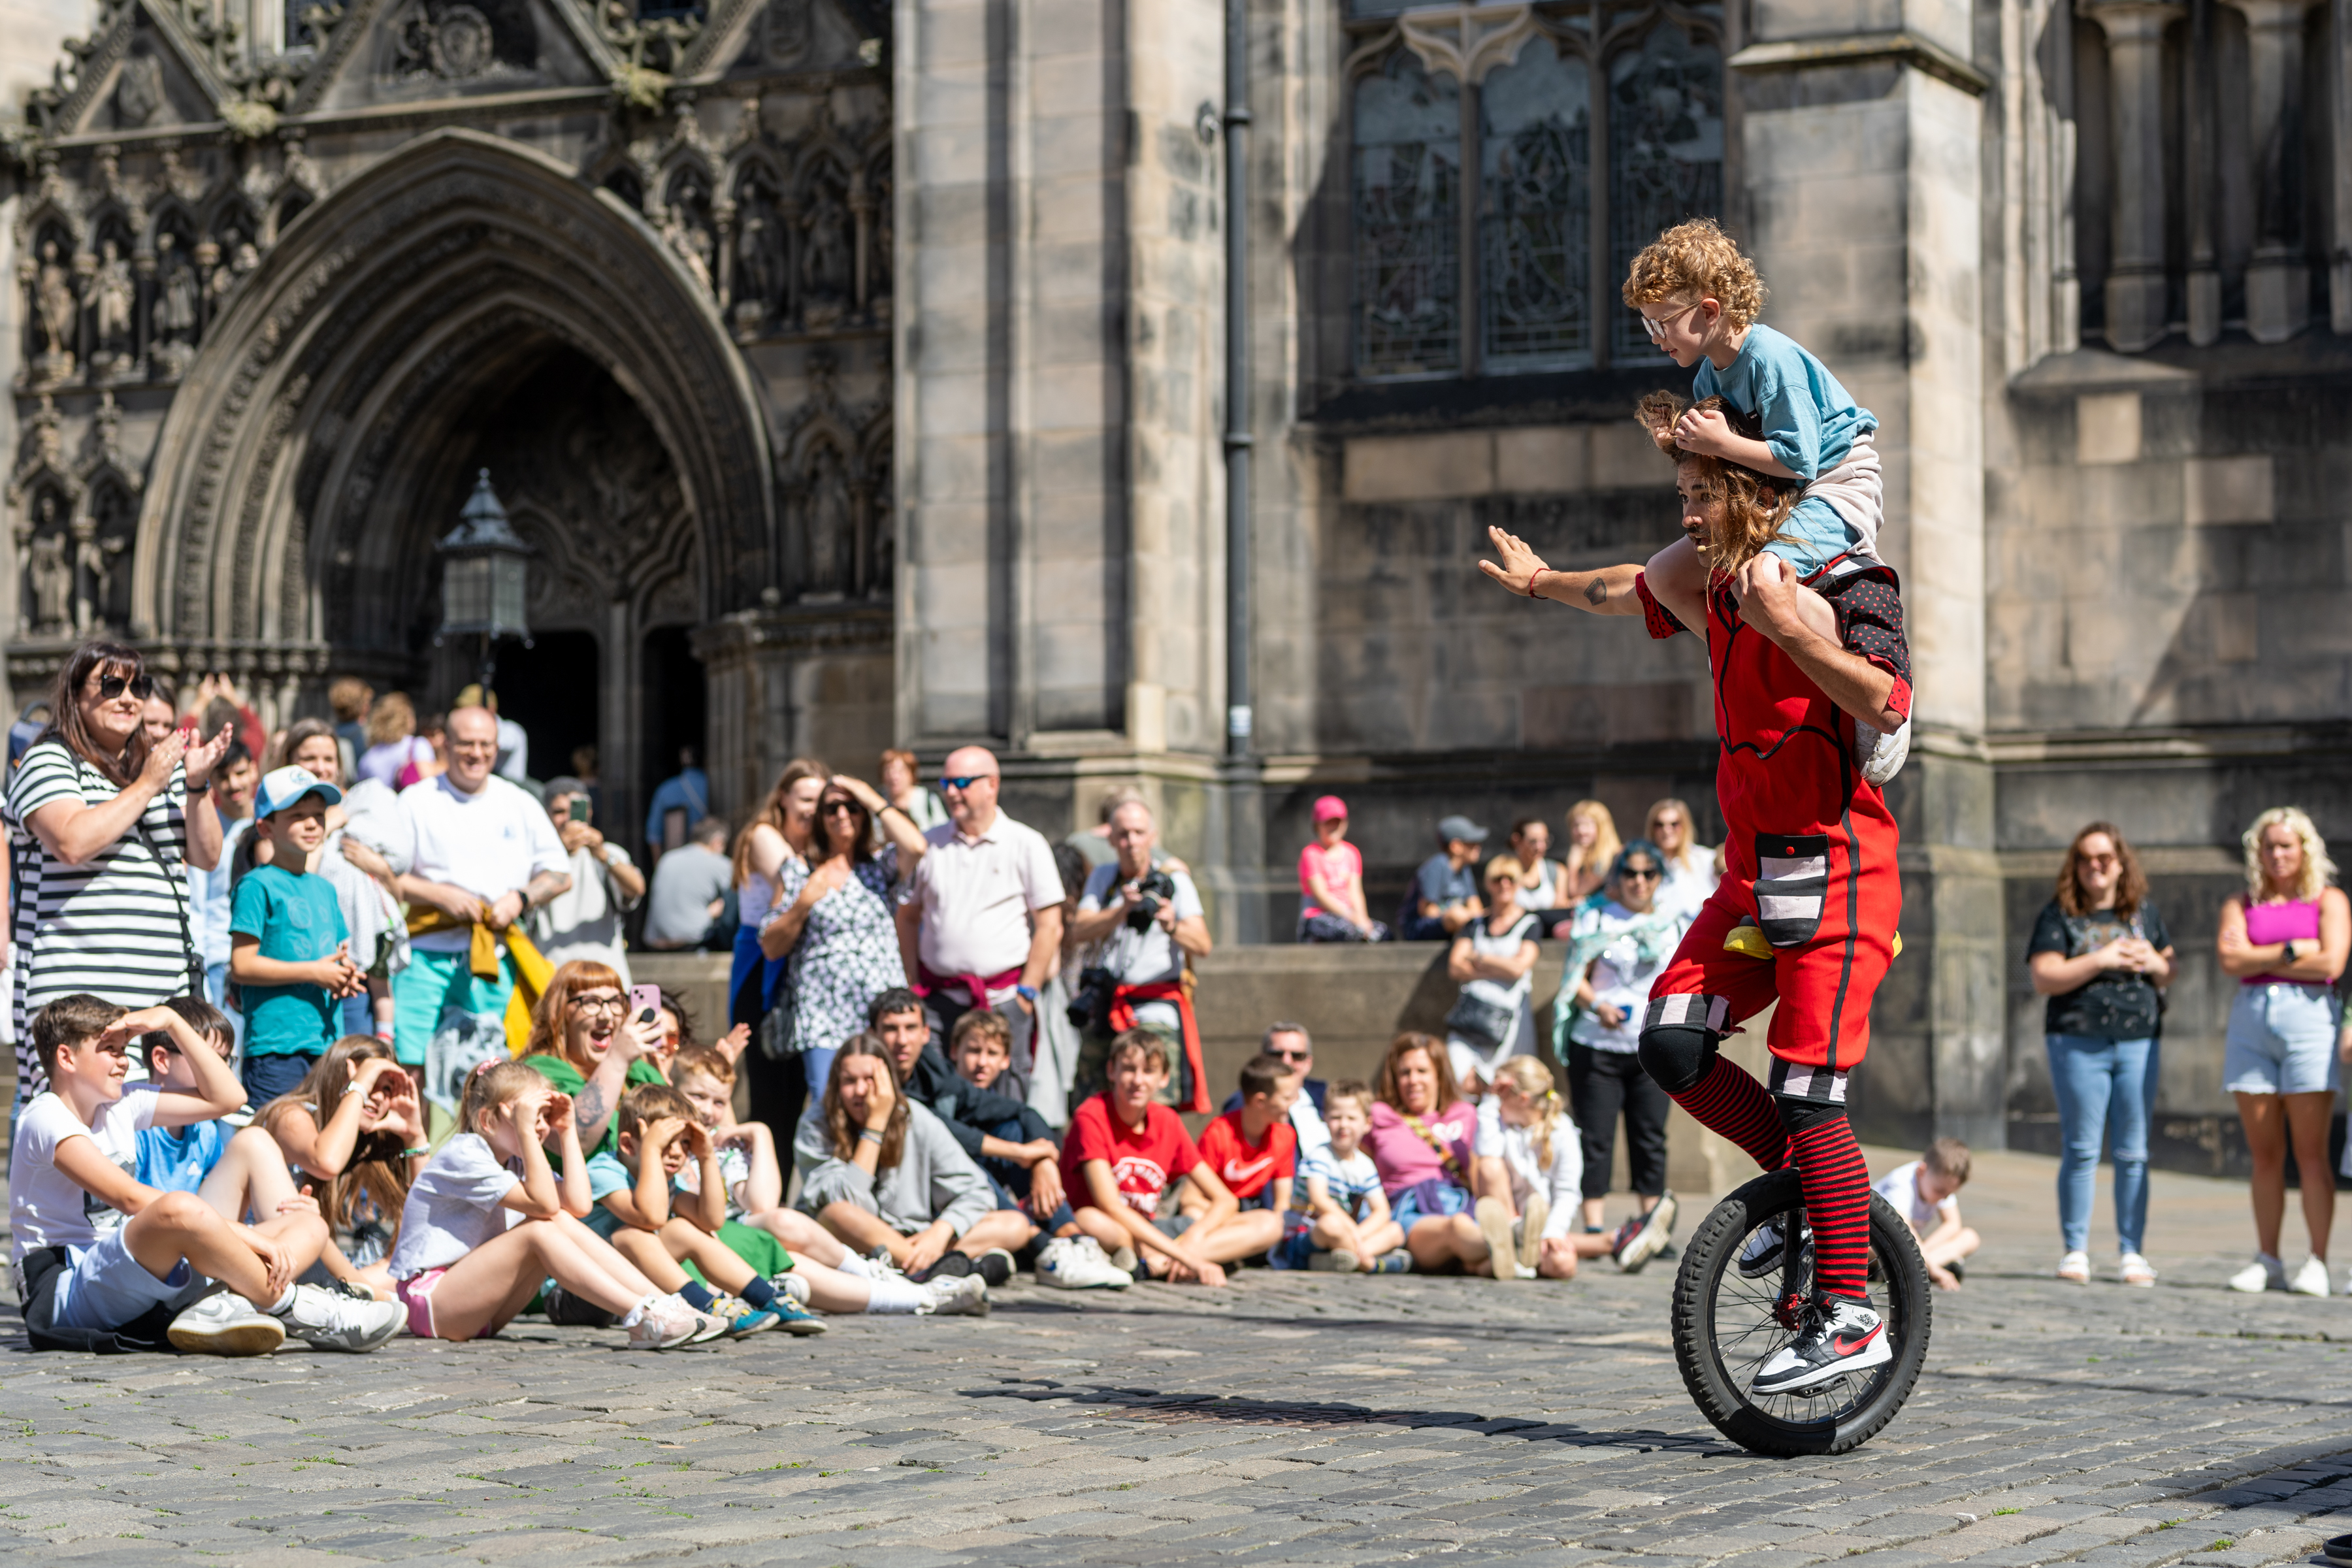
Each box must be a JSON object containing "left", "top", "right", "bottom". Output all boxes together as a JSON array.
[{"left": 2045, "top": 1032, "right": 2159, "bottom": 1255}]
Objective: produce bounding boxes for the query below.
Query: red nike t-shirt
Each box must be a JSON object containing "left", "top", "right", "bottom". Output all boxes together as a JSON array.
[
  {"left": 1194, "top": 1109, "right": 1297, "bottom": 1201},
  {"left": 1060, "top": 1094, "right": 1202, "bottom": 1216}
]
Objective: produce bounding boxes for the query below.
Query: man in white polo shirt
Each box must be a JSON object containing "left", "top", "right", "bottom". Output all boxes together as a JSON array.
[
  {"left": 894, "top": 745, "right": 1064, "bottom": 1079},
  {"left": 390, "top": 706, "right": 570, "bottom": 1105}
]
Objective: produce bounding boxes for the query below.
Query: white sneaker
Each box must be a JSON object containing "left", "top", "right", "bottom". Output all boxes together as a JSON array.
[
  {"left": 2229, "top": 1254, "right": 2288, "bottom": 1294},
  {"left": 770, "top": 1272, "right": 811, "bottom": 1308},
  {"left": 1855, "top": 715, "right": 1910, "bottom": 787},
  {"left": 168, "top": 1292, "right": 286, "bottom": 1356},
  {"left": 627, "top": 1304, "right": 713, "bottom": 1350},
  {"left": 2056, "top": 1250, "right": 2090, "bottom": 1284},
  {"left": 1752, "top": 1296, "right": 1891, "bottom": 1396},
  {"left": 1307, "top": 1249, "right": 1360, "bottom": 1273},
  {"left": 2290, "top": 1257, "right": 2332, "bottom": 1297},
  {"left": 1518, "top": 1193, "right": 1550, "bottom": 1273},
  {"left": 275, "top": 1283, "right": 404, "bottom": 1351},
  {"left": 1475, "top": 1197, "right": 1519, "bottom": 1281},
  {"left": 915, "top": 1274, "right": 990, "bottom": 1316},
  {"left": 1035, "top": 1236, "right": 1132, "bottom": 1290}
]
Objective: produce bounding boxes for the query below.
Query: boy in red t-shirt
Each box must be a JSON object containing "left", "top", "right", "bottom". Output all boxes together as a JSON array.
[
  {"left": 1062, "top": 1032, "right": 1271, "bottom": 1285},
  {"left": 1188, "top": 1055, "right": 1299, "bottom": 1226}
]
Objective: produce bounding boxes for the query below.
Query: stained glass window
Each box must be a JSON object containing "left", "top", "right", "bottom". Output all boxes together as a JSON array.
[
  {"left": 1607, "top": 21, "right": 1725, "bottom": 361},
  {"left": 1352, "top": 53, "right": 1462, "bottom": 376},
  {"left": 1480, "top": 37, "right": 1592, "bottom": 370}
]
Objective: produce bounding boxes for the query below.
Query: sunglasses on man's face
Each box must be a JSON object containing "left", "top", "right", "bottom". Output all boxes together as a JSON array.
[
  {"left": 1620, "top": 866, "right": 1663, "bottom": 881},
  {"left": 93, "top": 672, "right": 154, "bottom": 702},
  {"left": 1269, "top": 1047, "right": 1311, "bottom": 1063},
  {"left": 939, "top": 775, "right": 992, "bottom": 792}
]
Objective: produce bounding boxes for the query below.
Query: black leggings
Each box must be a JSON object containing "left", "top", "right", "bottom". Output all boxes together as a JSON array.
[{"left": 1567, "top": 1043, "right": 1671, "bottom": 1203}]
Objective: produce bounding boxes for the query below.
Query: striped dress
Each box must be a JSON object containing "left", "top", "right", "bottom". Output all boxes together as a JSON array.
[{"left": 6, "top": 741, "right": 197, "bottom": 1106}]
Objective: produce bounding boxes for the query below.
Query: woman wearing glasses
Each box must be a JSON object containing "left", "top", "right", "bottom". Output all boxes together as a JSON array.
[
  {"left": 2027, "top": 823, "right": 2173, "bottom": 1288},
  {"left": 521, "top": 960, "right": 668, "bottom": 1157},
  {"left": 3, "top": 640, "right": 235, "bottom": 1111},
  {"left": 762, "top": 774, "right": 930, "bottom": 1100},
  {"left": 1556, "top": 840, "right": 1686, "bottom": 1266}
]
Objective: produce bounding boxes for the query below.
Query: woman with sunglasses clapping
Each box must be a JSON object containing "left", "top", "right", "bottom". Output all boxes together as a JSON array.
[{"left": 3, "top": 641, "right": 235, "bottom": 1111}]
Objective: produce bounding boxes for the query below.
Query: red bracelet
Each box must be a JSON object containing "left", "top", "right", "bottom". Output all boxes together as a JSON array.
[{"left": 1527, "top": 568, "right": 1548, "bottom": 598}]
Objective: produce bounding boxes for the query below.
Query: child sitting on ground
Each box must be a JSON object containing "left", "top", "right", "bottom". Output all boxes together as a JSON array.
[
  {"left": 1472, "top": 1057, "right": 1622, "bottom": 1281},
  {"left": 953, "top": 1012, "right": 1013, "bottom": 1094},
  {"left": 669, "top": 1046, "right": 997, "bottom": 1318},
  {"left": 581, "top": 1081, "right": 820, "bottom": 1334},
  {"left": 1273, "top": 1079, "right": 1407, "bottom": 1273},
  {"left": 1874, "top": 1137, "right": 1980, "bottom": 1292},
  {"left": 12, "top": 994, "right": 401, "bottom": 1356},
  {"left": 1183, "top": 1054, "right": 1299, "bottom": 1245},
  {"left": 1056, "top": 1030, "right": 1268, "bottom": 1286},
  {"left": 385, "top": 1059, "right": 717, "bottom": 1348},
  {"left": 255, "top": 1034, "right": 427, "bottom": 1297},
  {"left": 229, "top": 766, "right": 367, "bottom": 1106}
]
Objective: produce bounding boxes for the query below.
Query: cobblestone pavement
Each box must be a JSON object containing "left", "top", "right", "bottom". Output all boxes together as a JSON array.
[{"left": 11, "top": 1210, "right": 2352, "bottom": 1568}]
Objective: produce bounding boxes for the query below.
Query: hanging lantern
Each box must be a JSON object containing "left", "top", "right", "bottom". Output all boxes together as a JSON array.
[{"left": 434, "top": 469, "right": 531, "bottom": 644}]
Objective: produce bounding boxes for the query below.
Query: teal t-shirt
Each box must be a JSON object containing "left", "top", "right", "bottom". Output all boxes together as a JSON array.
[{"left": 229, "top": 862, "right": 350, "bottom": 1058}]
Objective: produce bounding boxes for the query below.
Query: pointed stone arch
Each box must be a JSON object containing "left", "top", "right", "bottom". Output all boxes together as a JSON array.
[{"left": 130, "top": 125, "right": 777, "bottom": 654}]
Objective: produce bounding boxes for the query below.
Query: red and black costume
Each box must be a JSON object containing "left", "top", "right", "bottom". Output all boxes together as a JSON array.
[{"left": 1631, "top": 556, "right": 1912, "bottom": 1303}]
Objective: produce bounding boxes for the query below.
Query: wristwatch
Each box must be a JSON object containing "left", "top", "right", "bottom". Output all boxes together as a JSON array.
[
  {"left": 2284, "top": 938, "right": 2300, "bottom": 962},
  {"left": 1016, "top": 984, "right": 1038, "bottom": 1003}
]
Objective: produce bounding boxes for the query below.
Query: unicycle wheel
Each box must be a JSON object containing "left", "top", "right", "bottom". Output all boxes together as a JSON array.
[{"left": 1669, "top": 1168, "right": 1931, "bottom": 1456}]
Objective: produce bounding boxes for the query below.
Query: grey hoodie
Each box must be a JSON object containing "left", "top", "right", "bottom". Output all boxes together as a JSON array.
[{"left": 793, "top": 1098, "right": 996, "bottom": 1236}]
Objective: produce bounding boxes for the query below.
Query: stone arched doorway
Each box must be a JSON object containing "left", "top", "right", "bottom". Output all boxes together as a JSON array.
[{"left": 129, "top": 126, "right": 774, "bottom": 835}]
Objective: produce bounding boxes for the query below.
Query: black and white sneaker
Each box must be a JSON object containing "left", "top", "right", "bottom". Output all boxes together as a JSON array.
[
  {"left": 973, "top": 1249, "right": 1017, "bottom": 1288},
  {"left": 1752, "top": 1296, "right": 1890, "bottom": 1396},
  {"left": 1610, "top": 1193, "right": 1678, "bottom": 1273},
  {"left": 1739, "top": 1218, "right": 1812, "bottom": 1279}
]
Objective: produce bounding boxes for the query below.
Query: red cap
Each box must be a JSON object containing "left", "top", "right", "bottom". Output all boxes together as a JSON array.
[{"left": 1312, "top": 794, "right": 1348, "bottom": 823}]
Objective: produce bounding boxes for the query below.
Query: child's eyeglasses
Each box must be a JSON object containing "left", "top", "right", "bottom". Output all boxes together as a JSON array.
[{"left": 1639, "top": 301, "right": 1704, "bottom": 342}]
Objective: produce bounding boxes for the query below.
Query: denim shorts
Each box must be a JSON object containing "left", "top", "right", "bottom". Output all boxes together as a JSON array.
[
  {"left": 2224, "top": 983, "right": 2342, "bottom": 1096},
  {"left": 53, "top": 1228, "right": 193, "bottom": 1332}
]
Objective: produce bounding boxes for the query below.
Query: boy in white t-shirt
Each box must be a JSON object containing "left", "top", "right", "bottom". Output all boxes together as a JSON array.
[
  {"left": 10, "top": 994, "right": 400, "bottom": 1355},
  {"left": 1873, "top": 1136, "right": 1978, "bottom": 1291},
  {"left": 1273, "top": 1081, "right": 1407, "bottom": 1273}
]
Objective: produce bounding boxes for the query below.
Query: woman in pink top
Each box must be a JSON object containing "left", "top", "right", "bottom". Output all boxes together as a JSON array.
[
  {"left": 2216, "top": 806, "right": 2352, "bottom": 1296},
  {"left": 1365, "top": 1032, "right": 1515, "bottom": 1277},
  {"left": 1298, "top": 795, "right": 1386, "bottom": 943}
]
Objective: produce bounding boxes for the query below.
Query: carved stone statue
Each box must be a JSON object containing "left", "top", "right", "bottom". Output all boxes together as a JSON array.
[
  {"left": 114, "top": 51, "right": 165, "bottom": 127},
  {"left": 661, "top": 214, "right": 712, "bottom": 295},
  {"left": 801, "top": 188, "right": 852, "bottom": 326},
  {"left": 33, "top": 242, "right": 77, "bottom": 380},
  {"left": 733, "top": 208, "right": 781, "bottom": 328},
  {"left": 92, "top": 240, "right": 135, "bottom": 365},
  {"left": 27, "top": 516, "right": 71, "bottom": 634},
  {"left": 804, "top": 443, "right": 851, "bottom": 596},
  {"left": 155, "top": 233, "right": 199, "bottom": 368}
]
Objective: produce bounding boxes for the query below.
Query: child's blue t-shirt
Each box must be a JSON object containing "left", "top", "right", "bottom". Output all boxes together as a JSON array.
[
  {"left": 229, "top": 862, "right": 351, "bottom": 1059},
  {"left": 125, "top": 1082, "right": 229, "bottom": 1193},
  {"left": 1690, "top": 323, "right": 1874, "bottom": 480},
  {"left": 585, "top": 1149, "right": 662, "bottom": 1240}
]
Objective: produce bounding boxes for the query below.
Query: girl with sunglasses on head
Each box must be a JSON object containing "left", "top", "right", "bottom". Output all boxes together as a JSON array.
[
  {"left": 760, "top": 773, "right": 928, "bottom": 1101},
  {"left": 4, "top": 642, "right": 235, "bottom": 1110}
]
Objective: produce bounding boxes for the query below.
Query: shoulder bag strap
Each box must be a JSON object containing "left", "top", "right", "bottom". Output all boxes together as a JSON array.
[
  {"left": 130, "top": 798, "right": 208, "bottom": 998},
  {"left": 1401, "top": 1112, "right": 1465, "bottom": 1181}
]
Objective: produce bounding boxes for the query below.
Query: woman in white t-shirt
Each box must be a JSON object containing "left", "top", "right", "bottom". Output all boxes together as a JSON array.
[
  {"left": 1558, "top": 840, "right": 1687, "bottom": 1238},
  {"left": 1645, "top": 796, "right": 1720, "bottom": 923},
  {"left": 1443, "top": 856, "right": 1542, "bottom": 1096}
]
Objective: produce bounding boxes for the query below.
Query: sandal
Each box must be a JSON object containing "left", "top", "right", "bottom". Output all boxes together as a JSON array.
[
  {"left": 2056, "top": 1250, "right": 2090, "bottom": 1284},
  {"left": 2118, "top": 1252, "right": 2157, "bottom": 1288}
]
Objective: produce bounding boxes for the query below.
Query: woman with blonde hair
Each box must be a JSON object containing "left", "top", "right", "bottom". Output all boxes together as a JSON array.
[
  {"left": 1644, "top": 796, "right": 1718, "bottom": 922},
  {"left": 1471, "top": 1057, "right": 1620, "bottom": 1280},
  {"left": 2217, "top": 806, "right": 2351, "bottom": 1296},
  {"left": 2027, "top": 823, "right": 2173, "bottom": 1286},
  {"left": 1560, "top": 800, "right": 1622, "bottom": 906}
]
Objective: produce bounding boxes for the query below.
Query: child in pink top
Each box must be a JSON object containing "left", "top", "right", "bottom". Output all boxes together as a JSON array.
[{"left": 1298, "top": 796, "right": 1386, "bottom": 943}]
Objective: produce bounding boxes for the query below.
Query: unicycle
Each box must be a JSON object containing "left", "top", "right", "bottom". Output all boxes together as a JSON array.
[{"left": 1669, "top": 1168, "right": 1931, "bottom": 1456}]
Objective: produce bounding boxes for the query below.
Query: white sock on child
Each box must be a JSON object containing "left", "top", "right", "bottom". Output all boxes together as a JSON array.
[
  {"left": 863, "top": 1276, "right": 924, "bottom": 1314},
  {"left": 836, "top": 1252, "right": 875, "bottom": 1279},
  {"left": 265, "top": 1284, "right": 298, "bottom": 1315},
  {"left": 618, "top": 1292, "right": 662, "bottom": 1329}
]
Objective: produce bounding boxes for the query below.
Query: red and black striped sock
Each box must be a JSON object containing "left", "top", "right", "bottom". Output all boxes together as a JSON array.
[
  {"left": 1666, "top": 1056, "right": 1788, "bottom": 1171},
  {"left": 1786, "top": 1115, "right": 1872, "bottom": 1301}
]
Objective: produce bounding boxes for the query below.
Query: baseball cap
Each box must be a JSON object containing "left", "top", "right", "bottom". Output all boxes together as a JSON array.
[
  {"left": 255, "top": 764, "right": 342, "bottom": 819},
  {"left": 1311, "top": 794, "right": 1348, "bottom": 823},
  {"left": 1436, "top": 813, "right": 1490, "bottom": 845}
]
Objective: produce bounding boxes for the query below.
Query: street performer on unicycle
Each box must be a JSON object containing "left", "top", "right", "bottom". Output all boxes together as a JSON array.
[{"left": 1478, "top": 225, "right": 1929, "bottom": 1456}]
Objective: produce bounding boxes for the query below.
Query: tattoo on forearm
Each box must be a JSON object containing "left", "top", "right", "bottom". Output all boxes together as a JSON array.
[
  {"left": 574, "top": 1085, "right": 606, "bottom": 1139},
  {"left": 1585, "top": 576, "right": 1608, "bottom": 606}
]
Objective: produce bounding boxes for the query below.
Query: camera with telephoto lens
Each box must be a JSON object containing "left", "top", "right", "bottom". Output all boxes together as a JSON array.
[{"left": 1125, "top": 868, "right": 1179, "bottom": 932}]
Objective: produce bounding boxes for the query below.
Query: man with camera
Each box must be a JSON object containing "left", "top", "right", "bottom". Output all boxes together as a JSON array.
[
  {"left": 1068, "top": 800, "right": 1214, "bottom": 1110},
  {"left": 530, "top": 776, "right": 644, "bottom": 980}
]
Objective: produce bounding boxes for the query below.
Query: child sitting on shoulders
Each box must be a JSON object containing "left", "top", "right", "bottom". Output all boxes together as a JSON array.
[
  {"left": 1182, "top": 1054, "right": 1299, "bottom": 1259},
  {"left": 1874, "top": 1137, "right": 1980, "bottom": 1291},
  {"left": 12, "top": 994, "right": 400, "bottom": 1356},
  {"left": 581, "top": 1081, "right": 821, "bottom": 1336},
  {"left": 668, "top": 1046, "right": 990, "bottom": 1318},
  {"left": 385, "top": 1059, "right": 718, "bottom": 1348},
  {"left": 1273, "top": 1080, "right": 1407, "bottom": 1273},
  {"left": 256, "top": 1034, "right": 429, "bottom": 1298}
]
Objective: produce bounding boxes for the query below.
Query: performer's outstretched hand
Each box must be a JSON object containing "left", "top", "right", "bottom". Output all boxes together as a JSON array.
[{"left": 1478, "top": 526, "right": 1550, "bottom": 596}]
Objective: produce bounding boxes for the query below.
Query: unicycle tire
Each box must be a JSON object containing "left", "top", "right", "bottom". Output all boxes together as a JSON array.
[{"left": 1670, "top": 1168, "right": 1931, "bottom": 1456}]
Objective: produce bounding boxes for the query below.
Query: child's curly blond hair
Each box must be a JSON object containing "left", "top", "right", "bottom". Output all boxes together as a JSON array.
[
  {"left": 1622, "top": 218, "right": 1765, "bottom": 330},
  {"left": 1635, "top": 390, "right": 1797, "bottom": 576}
]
